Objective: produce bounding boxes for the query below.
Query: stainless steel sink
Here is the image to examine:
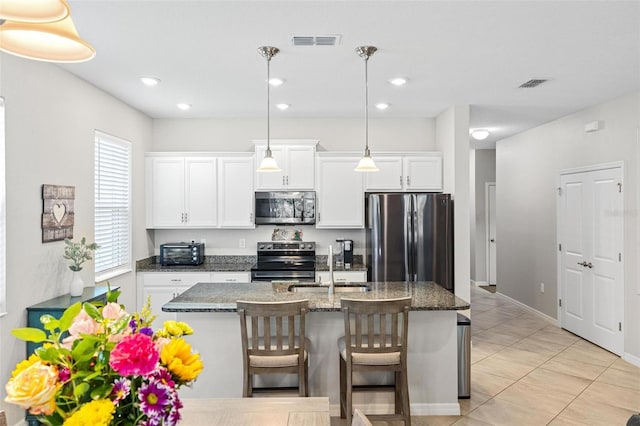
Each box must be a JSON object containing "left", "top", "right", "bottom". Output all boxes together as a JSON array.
[{"left": 287, "top": 284, "right": 370, "bottom": 294}]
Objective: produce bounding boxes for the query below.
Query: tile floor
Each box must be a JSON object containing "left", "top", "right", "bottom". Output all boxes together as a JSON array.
[{"left": 331, "top": 284, "right": 640, "bottom": 426}]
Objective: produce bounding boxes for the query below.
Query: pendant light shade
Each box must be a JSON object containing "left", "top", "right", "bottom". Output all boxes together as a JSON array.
[
  {"left": 355, "top": 46, "right": 378, "bottom": 172},
  {"left": 0, "top": 0, "right": 69, "bottom": 23},
  {"left": 0, "top": 1, "right": 94, "bottom": 63},
  {"left": 256, "top": 46, "right": 281, "bottom": 172}
]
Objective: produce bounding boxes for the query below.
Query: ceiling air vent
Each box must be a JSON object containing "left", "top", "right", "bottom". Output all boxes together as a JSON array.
[
  {"left": 519, "top": 79, "right": 548, "bottom": 88},
  {"left": 292, "top": 35, "right": 341, "bottom": 46}
]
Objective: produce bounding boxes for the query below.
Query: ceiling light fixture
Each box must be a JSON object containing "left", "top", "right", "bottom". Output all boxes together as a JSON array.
[
  {"left": 375, "top": 103, "right": 389, "bottom": 110},
  {"left": 0, "top": 0, "right": 95, "bottom": 63},
  {"left": 389, "top": 77, "right": 407, "bottom": 86},
  {"left": 355, "top": 46, "right": 379, "bottom": 172},
  {"left": 269, "top": 78, "right": 284, "bottom": 86},
  {"left": 140, "top": 76, "right": 160, "bottom": 87},
  {"left": 257, "top": 46, "right": 281, "bottom": 172},
  {"left": 177, "top": 103, "right": 191, "bottom": 111},
  {"left": 276, "top": 103, "right": 289, "bottom": 110},
  {"left": 470, "top": 129, "right": 490, "bottom": 140},
  {"left": 0, "top": 0, "right": 69, "bottom": 23}
]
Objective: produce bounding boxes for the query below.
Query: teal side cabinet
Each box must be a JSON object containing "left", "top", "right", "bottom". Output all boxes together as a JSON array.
[
  {"left": 24, "top": 286, "right": 119, "bottom": 426},
  {"left": 25, "top": 286, "right": 118, "bottom": 356}
]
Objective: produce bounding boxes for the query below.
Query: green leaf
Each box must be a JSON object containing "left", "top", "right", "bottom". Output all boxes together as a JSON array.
[
  {"left": 74, "top": 382, "right": 90, "bottom": 399},
  {"left": 12, "top": 327, "right": 47, "bottom": 342},
  {"left": 37, "top": 346, "right": 61, "bottom": 363},
  {"left": 71, "top": 338, "right": 98, "bottom": 362},
  {"left": 58, "top": 302, "right": 82, "bottom": 332},
  {"left": 90, "top": 384, "right": 113, "bottom": 400},
  {"left": 40, "top": 315, "right": 60, "bottom": 331},
  {"left": 83, "top": 302, "right": 102, "bottom": 322}
]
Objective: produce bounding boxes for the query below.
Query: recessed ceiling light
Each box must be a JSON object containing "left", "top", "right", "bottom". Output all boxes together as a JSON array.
[
  {"left": 177, "top": 103, "right": 191, "bottom": 111},
  {"left": 389, "top": 77, "right": 407, "bottom": 86},
  {"left": 269, "top": 78, "right": 284, "bottom": 86},
  {"left": 470, "top": 129, "right": 490, "bottom": 140},
  {"left": 276, "top": 103, "right": 290, "bottom": 110},
  {"left": 375, "top": 103, "right": 389, "bottom": 110},
  {"left": 140, "top": 76, "right": 160, "bottom": 87}
]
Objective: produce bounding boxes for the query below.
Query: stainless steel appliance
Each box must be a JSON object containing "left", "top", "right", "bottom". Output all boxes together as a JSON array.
[
  {"left": 250, "top": 241, "right": 316, "bottom": 282},
  {"left": 366, "top": 193, "right": 454, "bottom": 291},
  {"left": 336, "top": 238, "right": 354, "bottom": 269},
  {"left": 254, "top": 191, "right": 316, "bottom": 225},
  {"left": 159, "top": 242, "right": 205, "bottom": 266}
]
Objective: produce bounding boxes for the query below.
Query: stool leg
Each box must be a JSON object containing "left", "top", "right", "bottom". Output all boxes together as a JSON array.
[
  {"left": 345, "top": 361, "right": 353, "bottom": 422},
  {"left": 339, "top": 355, "right": 346, "bottom": 419},
  {"left": 401, "top": 368, "right": 411, "bottom": 426}
]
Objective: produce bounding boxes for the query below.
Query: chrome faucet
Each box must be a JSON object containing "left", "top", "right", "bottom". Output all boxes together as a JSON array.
[{"left": 327, "top": 244, "right": 335, "bottom": 295}]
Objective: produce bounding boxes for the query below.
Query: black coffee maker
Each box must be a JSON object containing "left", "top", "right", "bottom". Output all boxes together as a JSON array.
[{"left": 336, "top": 238, "right": 354, "bottom": 269}]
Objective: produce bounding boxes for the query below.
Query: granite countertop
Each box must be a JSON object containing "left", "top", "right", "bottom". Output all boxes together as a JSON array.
[
  {"left": 162, "top": 281, "right": 470, "bottom": 313},
  {"left": 314, "top": 263, "right": 367, "bottom": 272},
  {"left": 136, "top": 256, "right": 255, "bottom": 273}
]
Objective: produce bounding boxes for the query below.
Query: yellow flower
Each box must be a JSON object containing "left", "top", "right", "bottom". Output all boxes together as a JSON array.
[
  {"left": 63, "top": 399, "right": 115, "bottom": 426},
  {"left": 10, "top": 354, "right": 41, "bottom": 378},
  {"left": 160, "top": 337, "right": 204, "bottom": 382},
  {"left": 158, "top": 320, "right": 194, "bottom": 338},
  {"left": 4, "top": 360, "right": 59, "bottom": 415}
]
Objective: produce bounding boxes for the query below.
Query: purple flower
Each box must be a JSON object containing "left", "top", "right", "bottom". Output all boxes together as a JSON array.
[
  {"left": 166, "top": 391, "right": 183, "bottom": 426},
  {"left": 111, "top": 377, "right": 131, "bottom": 404},
  {"left": 139, "top": 327, "right": 154, "bottom": 336},
  {"left": 151, "top": 367, "right": 175, "bottom": 388},
  {"left": 139, "top": 380, "right": 172, "bottom": 417},
  {"left": 58, "top": 367, "right": 70, "bottom": 382},
  {"left": 129, "top": 318, "right": 138, "bottom": 332}
]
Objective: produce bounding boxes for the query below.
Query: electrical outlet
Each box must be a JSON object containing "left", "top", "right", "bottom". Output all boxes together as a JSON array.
[
  {"left": 540, "top": 282, "right": 545, "bottom": 293},
  {"left": 239, "top": 238, "right": 246, "bottom": 249}
]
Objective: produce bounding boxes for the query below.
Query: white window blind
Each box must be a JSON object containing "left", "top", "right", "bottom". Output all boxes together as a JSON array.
[{"left": 94, "top": 131, "right": 131, "bottom": 279}]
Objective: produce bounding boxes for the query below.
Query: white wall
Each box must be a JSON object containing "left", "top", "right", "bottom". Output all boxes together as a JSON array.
[
  {"left": 470, "top": 149, "right": 496, "bottom": 284},
  {"left": 0, "top": 54, "right": 153, "bottom": 424},
  {"left": 496, "top": 91, "right": 640, "bottom": 362},
  {"left": 436, "top": 106, "right": 471, "bottom": 303},
  {"left": 152, "top": 117, "right": 436, "bottom": 152}
]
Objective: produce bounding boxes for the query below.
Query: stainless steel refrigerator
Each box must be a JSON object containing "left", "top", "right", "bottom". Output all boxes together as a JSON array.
[{"left": 366, "top": 193, "right": 454, "bottom": 291}]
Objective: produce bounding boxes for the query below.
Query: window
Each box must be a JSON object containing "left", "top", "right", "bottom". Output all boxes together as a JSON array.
[
  {"left": 0, "top": 97, "right": 5, "bottom": 316},
  {"left": 94, "top": 131, "right": 131, "bottom": 281}
]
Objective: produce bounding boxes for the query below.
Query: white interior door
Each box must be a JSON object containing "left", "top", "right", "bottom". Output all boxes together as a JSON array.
[
  {"left": 558, "top": 165, "right": 623, "bottom": 355},
  {"left": 486, "top": 183, "right": 497, "bottom": 285}
]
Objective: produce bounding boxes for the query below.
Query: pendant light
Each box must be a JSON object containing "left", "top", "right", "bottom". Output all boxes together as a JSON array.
[
  {"left": 0, "top": 0, "right": 95, "bottom": 63},
  {"left": 0, "top": 0, "right": 69, "bottom": 23},
  {"left": 256, "top": 46, "right": 281, "bottom": 172},
  {"left": 354, "top": 45, "right": 379, "bottom": 172}
]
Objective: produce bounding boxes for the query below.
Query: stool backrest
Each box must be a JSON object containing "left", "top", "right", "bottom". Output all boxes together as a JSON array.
[
  {"left": 341, "top": 297, "right": 411, "bottom": 358},
  {"left": 237, "top": 299, "right": 309, "bottom": 357}
]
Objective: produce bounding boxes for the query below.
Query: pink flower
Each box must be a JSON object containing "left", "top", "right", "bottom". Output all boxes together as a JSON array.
[
  {"left": 61, "top": 309, "right": 101, "bottom": 349},
  {"left": 109, "top": 333, "right": 159, "bottom": 376},
  {"left": 102, "top": 302, "right": 127, "bottom": 320}
]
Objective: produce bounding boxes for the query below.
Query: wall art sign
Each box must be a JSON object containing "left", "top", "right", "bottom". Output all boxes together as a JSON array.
[{"left": 42, "top": 184, "right": 75, "bottom": 243}]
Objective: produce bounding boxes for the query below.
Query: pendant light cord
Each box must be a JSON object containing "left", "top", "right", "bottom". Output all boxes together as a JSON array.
[
  {"left": 364, "top": 53, "right": 369, "bottom": 154},
  {"left": 266, "top": 53, "right": 271, "bottom": 155}
]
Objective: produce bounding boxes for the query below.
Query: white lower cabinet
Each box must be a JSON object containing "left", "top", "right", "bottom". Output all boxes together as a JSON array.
[
  {"left": 211, "top": 271, "right": 250, "bottom": 283},
  {"left": 316, "top": 271, "right": 367, "bottom": 283},
  {"left": 139, "top": 273, "right": 211, "bottom": 323}
]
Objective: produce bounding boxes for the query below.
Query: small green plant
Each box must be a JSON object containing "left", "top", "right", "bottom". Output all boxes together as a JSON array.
[{"left": 63, "top": 237, "right": 98, "bottom": 272}]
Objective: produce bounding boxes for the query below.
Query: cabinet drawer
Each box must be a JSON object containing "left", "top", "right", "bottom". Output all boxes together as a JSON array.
[
  {"left": 211, "top": 272, "right": 250, "bottom": 283},
  {"left": 142, "top": 272, "right": 211, "bottom": 287},
  {"left": 316, "top": 271, "right": 367, "bottom": 283}
]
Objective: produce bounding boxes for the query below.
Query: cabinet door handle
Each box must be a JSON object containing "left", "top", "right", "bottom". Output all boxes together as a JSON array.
[
  {"left": 282, "top": 176, "right": 285, "bottom": 186},
  {"left": 171, "top": 279, "right": 182, "bottom": 282},
  {"left": 406, "top": 176, "right": 411, "bottom": 186},
  {"left": 225, "top": 278, "right": 237, "bottom": 282},
  {"left": 286, "top": 176, "right": 289, "bottom": 185},
  {"left": 335, "top": 277, "right": 347, "bottom": 282},
  {"left": 400, "top": 176, "right": 403, "bottom": 186}
]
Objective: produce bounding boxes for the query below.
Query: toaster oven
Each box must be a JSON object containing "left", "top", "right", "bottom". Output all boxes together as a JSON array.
[{"left": 159, "top": 242, "right": 205, "bottom": 266}]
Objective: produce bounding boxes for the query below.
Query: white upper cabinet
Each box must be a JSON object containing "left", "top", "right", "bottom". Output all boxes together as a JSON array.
[
  {"left": 254, "top": 140, "right": 317, "bottom": 190},
  {"left": 146, "top": 155, "right": 217, "bottom": 228},
  {"left": 364, "top": 153, "right": 442, "bottom": 192},
  {"left": 218, "top": 155, "right": 255, "bottom": 228},
  {"left": 315, "top": 154, "right": 364, "bottom": 228}
]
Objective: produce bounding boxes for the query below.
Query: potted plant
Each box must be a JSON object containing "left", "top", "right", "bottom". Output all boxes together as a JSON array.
[{"left": 63, "top": 237, "right": 98, "bottom": 296}]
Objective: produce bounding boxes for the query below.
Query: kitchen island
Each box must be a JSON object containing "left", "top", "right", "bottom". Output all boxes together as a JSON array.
[{"left": 163, "top": 281, "right": 469, "bottom": 416}]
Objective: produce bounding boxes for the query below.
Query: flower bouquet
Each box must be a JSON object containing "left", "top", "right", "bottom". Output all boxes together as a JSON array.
[{"left": 4, "top": 286, "right": 204, "bottom": 425}]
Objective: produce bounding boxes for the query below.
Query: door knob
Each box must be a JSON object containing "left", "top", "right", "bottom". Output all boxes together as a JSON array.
[
  {"left": 490, "top": 238, "right": 495, "bottom": 243},
  {"left": 577, "top": 261, "right": 588, "bottom": 267},
  {"left": 586, "top": 262, "right": 593, "bottom": 269}
]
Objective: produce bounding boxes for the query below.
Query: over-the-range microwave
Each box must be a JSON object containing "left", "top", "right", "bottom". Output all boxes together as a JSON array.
[{"left": 254, "top": 191, "right": 316, "bottom": 225}]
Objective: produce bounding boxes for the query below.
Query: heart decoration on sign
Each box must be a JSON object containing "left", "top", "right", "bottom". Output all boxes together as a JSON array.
[{"left": 52, "top": 201, "right": 67, "bottom": 225}]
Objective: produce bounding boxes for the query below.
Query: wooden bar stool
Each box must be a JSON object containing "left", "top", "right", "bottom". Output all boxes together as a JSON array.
[
  {"left": 338, "top": 296, "right": 412, "bottom": 425},
  {"left": 237, "top": 299, "right": 310, "bottom": 397}
]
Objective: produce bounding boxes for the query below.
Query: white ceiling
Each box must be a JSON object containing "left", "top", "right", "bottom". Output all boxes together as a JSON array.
[{"left": 61, "top": 1, "right": 640, "bottom": 148}]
